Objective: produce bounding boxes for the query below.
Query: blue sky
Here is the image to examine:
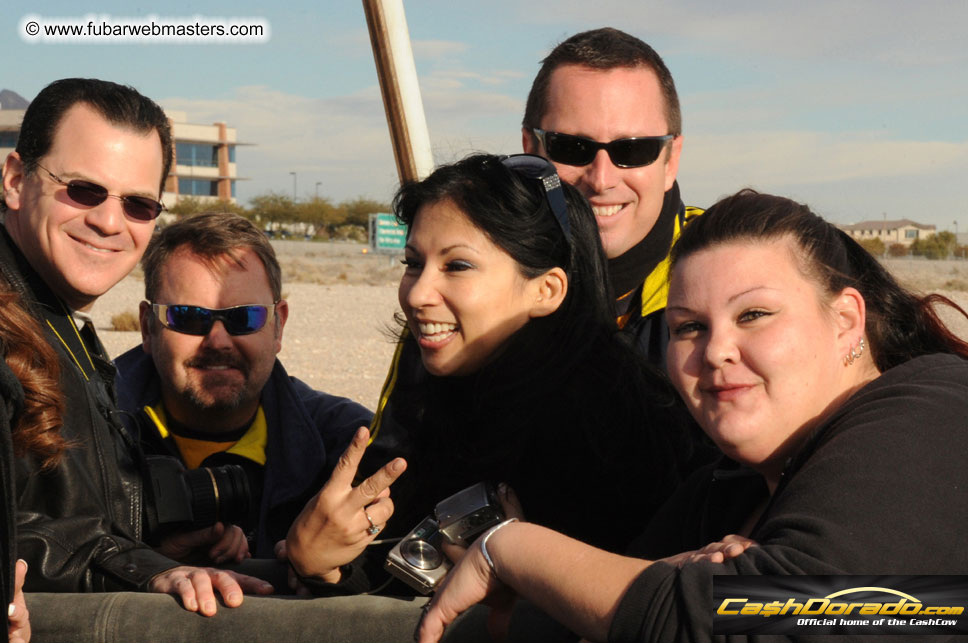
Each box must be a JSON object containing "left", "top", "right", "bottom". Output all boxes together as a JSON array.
[{"left": 3, "top": 1, "right": 966, "bottom": 229}]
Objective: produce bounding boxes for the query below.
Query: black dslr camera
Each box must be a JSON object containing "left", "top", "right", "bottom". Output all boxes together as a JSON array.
[
  {"left": 385, "top": 482, "right": 505, "bottom": 594},
  {"left": 143, "top": 455, "right": 251, "bottom": 538}
]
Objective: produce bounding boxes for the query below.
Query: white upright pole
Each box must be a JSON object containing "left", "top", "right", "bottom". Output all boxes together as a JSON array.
[{"left": 363, "top": 0, "right": 434, "bottom": 183}]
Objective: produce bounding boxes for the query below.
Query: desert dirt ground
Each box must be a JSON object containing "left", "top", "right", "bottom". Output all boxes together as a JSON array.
[{"left": 91, "top": 241, "right": 968, "bottom": 409}]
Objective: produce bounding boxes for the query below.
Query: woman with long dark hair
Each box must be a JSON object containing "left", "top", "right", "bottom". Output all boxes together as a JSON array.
[
  {"left": 287, "top": 154, "right": 697, "bottom": 586},
  {"left": 377, "top": 153, "right": 690, "bottom": 551},
  {"left": 416, "top": 189, "right": 968, "bottom": 642}
]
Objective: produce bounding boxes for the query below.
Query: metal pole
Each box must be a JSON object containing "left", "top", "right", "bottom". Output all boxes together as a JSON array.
[
  {"left": 289, "top": 171, "right": 297, "bottom": 202},
  {"left": 316, "top": 181, "right": 322, "bottom": 199},
  {"left": 363, "top": 0, "right": 434, "bottom": 184}
]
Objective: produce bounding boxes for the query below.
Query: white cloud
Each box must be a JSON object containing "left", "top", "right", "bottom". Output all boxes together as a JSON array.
[
  {"left": 519, "top": 0, "right": 968, "bottom": 65},
  {"left": 162, "top": 85, "right": 402, "bottom": 203},
  {"left": 679, "top": 130, "right": 968, "bottom": 225},
  {"left": 412, "top": 39, "right": 468, "bottom": 59},
  {"left": 160, "top": 80, "right": 527, "bottom": 204}
]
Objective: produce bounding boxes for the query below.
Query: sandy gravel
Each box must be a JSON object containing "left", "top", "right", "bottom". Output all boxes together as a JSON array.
[{"left": 89, "top": 241, "right": 968, "bottom": 411}]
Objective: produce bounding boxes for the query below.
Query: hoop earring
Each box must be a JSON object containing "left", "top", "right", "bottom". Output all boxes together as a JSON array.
[{"left": 844, "top": 337, "right": 866, "bottom": 366}]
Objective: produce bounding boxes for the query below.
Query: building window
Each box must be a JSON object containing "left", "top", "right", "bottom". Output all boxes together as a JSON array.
[
  {"left": 231, "top": 181, "right": 236, "bottom": 198},
  {"left": 905, "top": 229, "right": 918, "bottom": 239},
  {"left": 178, "top": 178, "right": 218, "bottom": 196},
  {"left": 0, "top": 132, "right": 17, "bottom": 147},
  {"left": 228, "top": 146, "right": 236, "bottom": 163},
  {"left": 176, "top": 142, "right": 218, "bottom": 168}
]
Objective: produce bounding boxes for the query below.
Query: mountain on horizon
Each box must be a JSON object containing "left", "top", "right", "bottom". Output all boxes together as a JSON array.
[{"left": 0, "top": 89, "right": 29, "bottom": 110}]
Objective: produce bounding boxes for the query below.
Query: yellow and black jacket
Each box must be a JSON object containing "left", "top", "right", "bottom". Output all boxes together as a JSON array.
[{"left": 618, "top": 203, "right": 703, "bottom": 367}]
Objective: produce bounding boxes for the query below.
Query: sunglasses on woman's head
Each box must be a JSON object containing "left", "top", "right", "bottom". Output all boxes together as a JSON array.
[
  {"left": 36, "top": 163, "right": 165, "bottom": 221},
  {"left": 498, "top": 154, "right": 570, "bottom": 240},
  {"left": 531, "top": 129, "right": 674, "bottom": 169},
  {"left": 150, "top": 303, "right": 278, "bottom": 336}
]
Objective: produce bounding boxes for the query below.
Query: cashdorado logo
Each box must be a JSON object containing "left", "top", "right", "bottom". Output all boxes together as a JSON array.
[{"left": 712, "top": 576, "right": 968, "bottom": 635}]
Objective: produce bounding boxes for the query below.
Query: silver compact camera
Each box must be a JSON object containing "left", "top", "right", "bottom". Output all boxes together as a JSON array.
[
  {"left": 384, "top": 482, "right": 506, "bottom": 593},
  {"left": 384, "top": 516, "right": 453, "bottom": 594},
  {"left": 436, "top": 481, "right": 505, "bottom": 547}
]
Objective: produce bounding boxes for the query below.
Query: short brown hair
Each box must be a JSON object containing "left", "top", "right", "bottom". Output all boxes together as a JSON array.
[
  {"left": 142, "top": 213, "right": 282, "bottom": 302},
  {"left": 522, "top": 27, "right": 681, "bottom": 136}
]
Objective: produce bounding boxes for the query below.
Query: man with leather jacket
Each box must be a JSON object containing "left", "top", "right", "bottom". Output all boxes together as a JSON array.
[{"left": 0, "top": 77, "right": 272, "bottom": 616}]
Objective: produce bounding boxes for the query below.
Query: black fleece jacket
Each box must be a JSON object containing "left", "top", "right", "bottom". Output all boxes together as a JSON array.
[{"left": 612, "top": 353, "right": 968, "bottom": 642}]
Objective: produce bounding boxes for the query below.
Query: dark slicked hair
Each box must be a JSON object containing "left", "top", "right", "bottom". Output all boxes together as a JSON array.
[
  {"left": 523, "top": 27, "right": 681, "bottom": 136},
  {"left": 12, "top": 77, "right": 172, "bottom": 196},
  {"left": 671, "top": 189, "right": 968, "bottom": 370},
  {"left": 142, "top": 212, "right": 282, "bottom": 303}
]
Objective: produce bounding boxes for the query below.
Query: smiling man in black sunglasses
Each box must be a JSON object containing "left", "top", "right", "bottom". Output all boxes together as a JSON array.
[
  {"left": 1, "top": 78, "right": 278, "bottom": 623},
  {"left": 522, "top": 28, "right": 704, "bottom": 367}
]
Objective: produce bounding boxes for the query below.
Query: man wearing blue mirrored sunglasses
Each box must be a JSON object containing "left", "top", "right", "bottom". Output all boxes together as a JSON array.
[{"left": 114, "top": 212, "right": 398, "bottom": 595}]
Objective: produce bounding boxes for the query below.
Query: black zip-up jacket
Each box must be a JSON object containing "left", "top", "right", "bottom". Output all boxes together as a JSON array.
[
  {"left": 0, "top": 229, "right": 180, "bottom": 591},
  {"left": 612, "top": 353, "right": 968, "bottom": 642},
  {"left": 114, "top": 346, "right": 371, "bottom": 558}
]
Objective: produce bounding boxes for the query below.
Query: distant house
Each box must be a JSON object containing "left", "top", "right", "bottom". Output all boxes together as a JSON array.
[{"left": 838, "top": 219, "right": 936, "bottom": 247}]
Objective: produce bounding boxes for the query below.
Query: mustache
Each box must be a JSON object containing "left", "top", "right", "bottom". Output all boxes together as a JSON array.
[{"left": 186, "top": 350, "right": 247, "bottom": 373}]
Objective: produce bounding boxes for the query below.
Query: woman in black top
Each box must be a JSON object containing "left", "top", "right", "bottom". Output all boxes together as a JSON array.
[{"left": 372, "top": 153, "right": 690, "bottom": 553}]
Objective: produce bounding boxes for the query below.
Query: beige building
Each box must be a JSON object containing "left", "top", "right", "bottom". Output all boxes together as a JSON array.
[
  {"left": 839, "top": 219, "right": 936, "bottom": 247},
  {"left": 1, "top": 93, "right": 246, "bottom": 206},
  {"left": 164, "top": 110, "right": 248, "bottom": 205}
]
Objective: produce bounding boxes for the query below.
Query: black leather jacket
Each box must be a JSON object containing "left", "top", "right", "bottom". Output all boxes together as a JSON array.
[{"left": 0, "top": 230, "right": 179, "bottom": 592}]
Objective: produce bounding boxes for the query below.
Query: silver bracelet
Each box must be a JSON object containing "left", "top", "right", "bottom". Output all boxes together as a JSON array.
[{"left": 480, "top": 518, "right": 518, "bottom": 578}]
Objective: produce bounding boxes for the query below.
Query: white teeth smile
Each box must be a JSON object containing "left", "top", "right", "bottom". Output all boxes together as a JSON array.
[
  {"left": 418, "top": 322, "right": 457, "bottom": 342},
  {"left": 84, "top": 242, "right": 112, "bottom": 253},
  {"left": 591, "top": 204, "right": 623, "bottom": 218}
]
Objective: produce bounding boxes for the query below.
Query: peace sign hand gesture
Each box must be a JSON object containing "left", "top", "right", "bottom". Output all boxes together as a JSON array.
[{"left": 285, "top": 427, "right": 407, "bottom": 584}]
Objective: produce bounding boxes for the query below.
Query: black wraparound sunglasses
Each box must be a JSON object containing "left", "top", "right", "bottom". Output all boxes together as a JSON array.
[
  {"left": 36, "top": 163, "right": 165, "bottom": 221},
  {"left": 150, "top": 303, "right": 278, "bottom": 336},
  {"left": 531, "top": 129, "right": 674, "bottom": 169}
]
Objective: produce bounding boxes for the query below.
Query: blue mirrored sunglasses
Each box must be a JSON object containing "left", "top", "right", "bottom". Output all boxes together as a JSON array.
[{"left": 150, "top": 303, "right": 277, "bottom": 336}]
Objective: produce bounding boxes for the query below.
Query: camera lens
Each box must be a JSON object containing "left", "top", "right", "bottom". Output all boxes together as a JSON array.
[
  {"left": 183, "top": 464, "right": 250, "bottom": 527},
  {"left": 401, "top": 538, "right": 444, "bottom": 570}
]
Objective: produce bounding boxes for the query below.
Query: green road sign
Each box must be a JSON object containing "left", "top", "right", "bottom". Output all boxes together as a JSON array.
[{"left": 369, "top": 213, "right": 407, "bottom": 252}]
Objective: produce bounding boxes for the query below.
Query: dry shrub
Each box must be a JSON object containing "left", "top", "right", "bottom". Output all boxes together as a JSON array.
[
  {"left": 943, "top": 279, "right": 968, "bottom": 292},
  {"left": 332, "top": 225, "right": 367, "bottom": 242},
  {"left": 111, "top": 311, "right": 140, "bottom": 332}
]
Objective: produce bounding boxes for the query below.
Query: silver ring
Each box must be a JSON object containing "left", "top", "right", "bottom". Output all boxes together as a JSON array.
[{"left": 364, "top": 510, "right": 381, "bottom": 536}]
